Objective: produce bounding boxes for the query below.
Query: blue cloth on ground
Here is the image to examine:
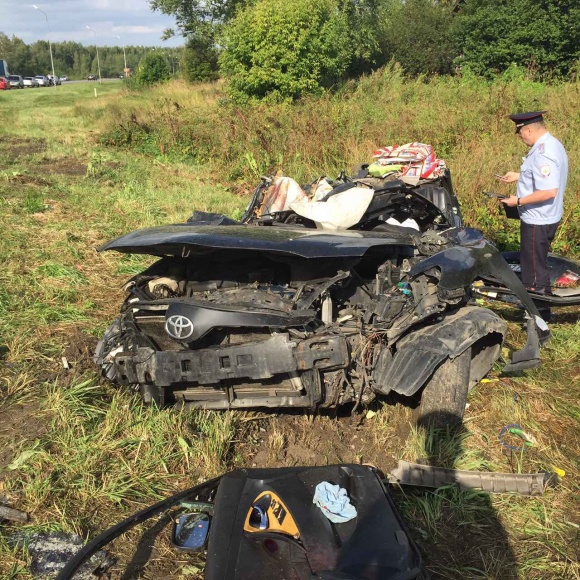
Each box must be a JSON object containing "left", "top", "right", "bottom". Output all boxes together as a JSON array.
[{"left": 313, "top": 481, "right": 357, "bottom": 523}]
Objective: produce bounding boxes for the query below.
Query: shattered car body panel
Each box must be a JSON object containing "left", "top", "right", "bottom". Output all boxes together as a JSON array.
[
  {"left": 474, "top": 251, "right": 580, "bottom": 307},
  {"left": 95, "top": 173, "right": 548, "bottom": 419},
  {"left": 373, "top": 306, "right": 506, "bottom": 397},
  {"left": 56, "top": 465, "right": 424, "bottom": 580}
]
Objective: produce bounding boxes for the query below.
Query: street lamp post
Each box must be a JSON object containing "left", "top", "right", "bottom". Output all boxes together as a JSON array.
[
  {"left": 115, "top": 36, "right": 128, "bottom": 76},
  {"left": 86, "top": 26, "right": 102, "bottom": 84},
  {"left": 33, "top": 5, "right": 56, "bottom": 87}
]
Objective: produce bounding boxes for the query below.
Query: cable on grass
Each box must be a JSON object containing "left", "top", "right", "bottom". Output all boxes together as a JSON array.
[{"left": 498, "top": 423, "right": 536, "bottom": 452}]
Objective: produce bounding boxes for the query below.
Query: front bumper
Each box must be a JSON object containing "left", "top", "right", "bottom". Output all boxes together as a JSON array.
[{"left": 113, "top": 333, "right": 349, "bottom": 388}]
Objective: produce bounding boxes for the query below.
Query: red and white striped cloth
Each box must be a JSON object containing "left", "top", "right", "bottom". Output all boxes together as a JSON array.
[{"left": 371, "top": 142, "right": 446, "bottom": 179}]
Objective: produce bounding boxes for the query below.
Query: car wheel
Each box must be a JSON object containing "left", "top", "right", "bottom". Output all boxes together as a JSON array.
[{"left": 415, "top": 347, "right": 471, "bottom": 430}]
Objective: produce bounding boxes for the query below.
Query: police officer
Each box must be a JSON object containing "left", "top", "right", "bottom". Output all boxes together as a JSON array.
[{"left": 498, "top": 111, "right": 568, "bottom": 299}]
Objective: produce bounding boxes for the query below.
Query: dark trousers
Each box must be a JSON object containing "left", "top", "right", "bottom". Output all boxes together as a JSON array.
[{"left": 520, "top": 221, "right": 560, "bottom": 292}]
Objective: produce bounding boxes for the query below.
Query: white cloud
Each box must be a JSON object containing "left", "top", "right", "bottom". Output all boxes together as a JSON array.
[{"left": 0, "top": 0, "right": 182, "bottom": 47}]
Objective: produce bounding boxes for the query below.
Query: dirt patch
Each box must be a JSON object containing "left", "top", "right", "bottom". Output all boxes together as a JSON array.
[
  {"left": 1, "top": 138, "right": 47, "bottom": 161},
  {"left": 246, "top": 405, "right": 412, "bottom": 474},
  {"left": 0, "top": 400, "right": 49, "bottom": 480},
  {"left": 62, "top": 328, "right": 99, "bottom": 375},
  {"left": 29, "top": 328, "right": 99, "bottom": 387},
  {"left": 2, "top": 173, "right": 51, "bottom": 187},
  {"left": 38, "top": 158, "right": 87, "bottom": 177},
  {"left": 0, "top": 139, "right": 85, "bottom": 177},
  {"left": 97, "top": 519, "right": 204, "bottom": 580}
]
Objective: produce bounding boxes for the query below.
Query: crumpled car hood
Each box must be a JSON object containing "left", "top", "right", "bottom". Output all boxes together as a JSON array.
[{"left": 98, "top": 223, "right": 418, "bottom": 259}]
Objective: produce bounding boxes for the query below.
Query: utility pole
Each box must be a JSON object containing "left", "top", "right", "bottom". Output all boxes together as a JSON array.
[
  {"left": 116, "top": 35, "right": 128, "bottom": 76},
  {"left": 33, "top": 5, "right": 56, "bottom": 87},
  {"left": 86, "top": 26, "right": 102, "bottom": 84}
]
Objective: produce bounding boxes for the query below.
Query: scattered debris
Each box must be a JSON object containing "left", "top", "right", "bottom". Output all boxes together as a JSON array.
[
  {"left": 388, "top": 460, "right": 556, "bottom": 495},
  {"left": 498, "top": 423, "right": 537, "bottom": 451},
  {"left": 313, "top": 481, "right": 357, "bottom": 523},
  {"left": 11, "top": 531, "right": 110, "bottom": 579},
  {"left": 480, "top": 377, "right": 499, "bottom": 384},
  {"left": 0, "top": 503, "right": 28, "bottom": 523},
  {"left": 55, "top": 465, "right": 424, "bottom": 580}
]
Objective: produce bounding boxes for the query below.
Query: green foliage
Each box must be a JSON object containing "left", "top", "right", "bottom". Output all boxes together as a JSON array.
[
  {"left": 134, "top": 51, "right": 171, "bottom": 86},
  {"left": 453, "top": 0, "right": 580, "bottom": 79},
  {"left": 149, "top": 0, "right": 246, "bottom": 38},
  {"left": 381, "top": 0, "right": 456, "bottom": 76},
  {"left": 85, "top": 151, "right": 118, "bottom": 180},
  {"left": 146, "top": 0, "right": 578, "bottom": 86},
  {"left": 23, "top": 190, "right": 45, "bottom": 214},
  {"left": 219, "top": 0, "right": 353, "bottom": 102},
  {"left": 148, "top": 0, "right": 241, "bottom": 88},
  {"left": 336, "top": 0, "right": 389, "bottom": 78},
  {"left": 181, "top": 35, "right": 219, "bottom": 82}
]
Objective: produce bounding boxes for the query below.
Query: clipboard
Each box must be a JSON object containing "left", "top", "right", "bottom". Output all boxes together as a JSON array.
[
  {"left": 482, "top": 192, "right": 521, "bottom": 220},
  {"left": 503, "top": 204, "right": 521, "bottom": 220}
]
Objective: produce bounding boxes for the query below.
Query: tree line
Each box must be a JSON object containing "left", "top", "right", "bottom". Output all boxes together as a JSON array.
[
  {"left": 3, "top": 0, "right": 577, "bottom": 99},
  {"left": 151, "top": 0, "right": 579, "bottom": 102},
  {"left": 0, "top": 33, "right": 181, "bottom": 79}
]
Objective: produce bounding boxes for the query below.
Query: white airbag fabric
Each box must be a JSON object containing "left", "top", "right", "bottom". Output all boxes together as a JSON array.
[{"left": 290, "top": 187, "right": 374, "bottom": 230}]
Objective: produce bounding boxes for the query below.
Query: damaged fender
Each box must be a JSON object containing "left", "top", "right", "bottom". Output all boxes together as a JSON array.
[
  {"left": 373, "top": 306, "right": 506, "bottom": 397},
  {"left": 409, "top": 229, "right": 550, "bottom": 370}
]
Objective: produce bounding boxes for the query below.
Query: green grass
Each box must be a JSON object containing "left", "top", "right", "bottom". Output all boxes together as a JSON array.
[{"left": 0, "top": 76, "right": 578, "bottom": 579}]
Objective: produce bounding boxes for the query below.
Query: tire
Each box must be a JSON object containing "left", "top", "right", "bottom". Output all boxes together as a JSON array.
[{"left": 415, "top": 347, "right": 471, "bottom": 430}]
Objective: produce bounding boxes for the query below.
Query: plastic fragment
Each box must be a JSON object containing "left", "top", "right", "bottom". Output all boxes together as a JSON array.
[{"left": 388, "top": 460, "right": 555, "bottom": 495}]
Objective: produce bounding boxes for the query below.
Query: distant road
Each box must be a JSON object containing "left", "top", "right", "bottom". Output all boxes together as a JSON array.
[{"left": 65, "top": 78, "right": 123, "bottom": 84}]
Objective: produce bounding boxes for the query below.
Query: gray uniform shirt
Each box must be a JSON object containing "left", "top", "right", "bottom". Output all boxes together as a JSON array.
[{"left": 517, "top": 132, "right": 568, "bottom": 225}]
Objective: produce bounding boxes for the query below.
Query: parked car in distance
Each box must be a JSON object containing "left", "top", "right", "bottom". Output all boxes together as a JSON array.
[
  {"left": 23, "top": 77, "right": 39, "bottom": 88},
  {"left": 87, "top": 74, "right": 97, "bottom": 81},
  {"left": 7, "top": 75, "right": 24, "bottom": 89},
  {"left": 0, "top": 76, "right": 10, "bottom": 90},
  {"left": 35, "top": 75, "right": 50, "bottom": 86},
  {"left": 59, "top": 75, "right": 68, "bottom": 82}
]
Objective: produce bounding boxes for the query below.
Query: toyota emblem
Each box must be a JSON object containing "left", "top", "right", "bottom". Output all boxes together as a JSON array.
[{"left": 165, "top": 315, "right": 194, "bottom": 340}]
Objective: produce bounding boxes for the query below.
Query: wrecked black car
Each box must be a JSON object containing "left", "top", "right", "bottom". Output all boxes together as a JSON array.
[
  {"left": 57, "top": 464, "right": 425, "bottom": 580},
  {"left": 95, "top": 169, "right": 551, "bottom": 425}
]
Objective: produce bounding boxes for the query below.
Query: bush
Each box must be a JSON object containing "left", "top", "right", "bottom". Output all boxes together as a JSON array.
[
  {"left": 181, "top": 35, "right": 219, "bottom": 83},
  {"left": 219, "top": 0, "right": 353, "bottom": 102},
  {"left": 381, "top": 0, "right": 456, "bottom": 76},
  {"left": 134, "top": 51, "right": 171, "bottom": 86},
  {"left": 452, "top": 0, "right": 580, "bottom": 79},
  {"left": 96, "top": 71, "right": 579, "bottom": 255}
]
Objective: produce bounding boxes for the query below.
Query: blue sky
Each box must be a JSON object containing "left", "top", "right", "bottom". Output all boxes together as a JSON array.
[{"left": 0, "top": 0, "right": 183, "bottom": 47}]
